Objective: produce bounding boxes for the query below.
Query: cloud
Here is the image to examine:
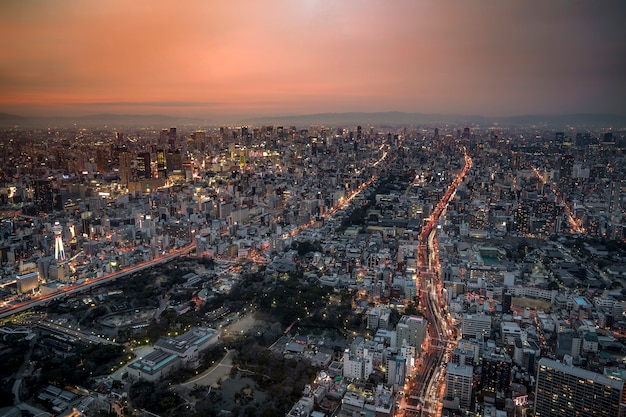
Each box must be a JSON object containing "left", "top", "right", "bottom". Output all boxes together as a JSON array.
[
  {"left": 0, "top": 0, "right": 625, "bottom": 117},
  {"left": 84, "top": 101, "right": 222, "bottom": 107}
]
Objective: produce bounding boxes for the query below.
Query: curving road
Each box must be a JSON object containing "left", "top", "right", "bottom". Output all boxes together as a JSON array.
[{"left": 404, "top": 148, "right": 472, "bottom": 417}]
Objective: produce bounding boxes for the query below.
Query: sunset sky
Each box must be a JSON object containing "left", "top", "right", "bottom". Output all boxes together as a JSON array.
[{"left": 1, "top": 0, "right": 624, "bottom": 118}]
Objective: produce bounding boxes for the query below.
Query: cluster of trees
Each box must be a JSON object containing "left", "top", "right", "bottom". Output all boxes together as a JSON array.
[
  {"left": 128, "top": 380, "right": 181, "bottom": 414},
  {"left": 37, "top": 344, "right": 126, "bottom": 388},
  {"left": 257, "top": 274, "right": 333, "bottom": 324},
  {"left": 191, "top": 341, "right": 317, "bottom": 417},
  {"left": 0, "top": 336, "right": 27, "bottom": 406}
]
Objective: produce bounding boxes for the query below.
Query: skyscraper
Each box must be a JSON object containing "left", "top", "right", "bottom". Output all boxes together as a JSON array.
[
  {"left": 136, "top": 152, "right": 151, "bottom": 180},
  {"left": 559, "top": 154, "right": 574, "bottom": 193},
  {"left": 514, "top": 204, "right": 531, "bottom": 234},
  {"left": 33, "top": 179, "right": 54, "bottom": 213},
  {"left": 534, "top": 358, "right": 626, "bottom": 417},
  {"left": 156, "top": 148, "right": 167, "bottom": 179},
  {"left": 168, "top": 127, "right": 177, "bottom": 150},
  {"left": 117, "top": 146, "right": 132, "bottom": 185}
]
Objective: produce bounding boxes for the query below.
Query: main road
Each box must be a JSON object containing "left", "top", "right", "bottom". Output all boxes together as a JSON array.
[
  {"left": 404, "top": 148, "right": 472, "bottom": 417},
  {"left": 0, "top": 241, "right": 196, "bottom": 319}
]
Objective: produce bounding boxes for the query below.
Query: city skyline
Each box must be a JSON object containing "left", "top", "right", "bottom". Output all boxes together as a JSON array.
[{"left": 1, "top": 0, "right": 625, "bottom": 119}]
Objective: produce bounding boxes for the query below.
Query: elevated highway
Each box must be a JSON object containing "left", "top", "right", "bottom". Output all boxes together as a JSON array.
[{"left": 0, "top": 242, "right": 196, "bottom": 320}]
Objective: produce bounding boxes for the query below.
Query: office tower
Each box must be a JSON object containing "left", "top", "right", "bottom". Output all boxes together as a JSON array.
[
  {"left": 156, "top": 149, "right": 167, "bottom": 179},
  {"left": 534, "top": 358, "right": 625, "bottom": 417},
  {"left": 462, "top": 127, "right": 471, "bottom": 139},
  {"left": 33, "top": 179, "right": 54, "bottom": 213},
  {"left": 117, "top": 146, "right": 132, "bottom": 185},
  {"left": 136, "top": 152, "right": 151, "bottom": 180},
  {"left": 480, "top": 349, "right": 513, "bottom": 399},
  {"left": 434, "top": 127, "right": 439, "bottom": 139},
  {"left": 53, "top": 221, "right": 66, "bottom": 262},
  {"left": 194, "top": 130, "right": 206, "bottom": 152},
  {"left": 445, "top": 363, "right": 474, "bottom": 410},
  {"left": 513, "top": 204, "right": 531, "bottom": 234},
  {"left": 95, "top": 147, "right": 109, "bottom": 172},
  {"left": 560, "top": 154, "right": 574, "bottom": 186},
  {"left": 166, "top": 149, "right": 183, "bottom": 173},
  {"left": 160, "top": 128, "right": 169, "bottom": 146},
  {"left": 168, "top": 127, "right": 177, "bottom": 150}
]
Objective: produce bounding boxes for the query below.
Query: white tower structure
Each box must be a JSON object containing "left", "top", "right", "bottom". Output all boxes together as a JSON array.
[{"left": 53, "top": 221, "right": 66, "bottom": 261}]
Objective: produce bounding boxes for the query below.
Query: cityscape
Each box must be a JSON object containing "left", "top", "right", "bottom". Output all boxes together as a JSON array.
[
  {"left": 1, "top": 121, "right": 625, "bottom": 417},
  {"left": 1, "top": 2, "right": 626, "bottom": 417}
]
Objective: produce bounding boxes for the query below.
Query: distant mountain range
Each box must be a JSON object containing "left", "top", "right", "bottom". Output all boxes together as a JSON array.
[{"left": 0, "top": 111, "right": 625, "bottom": 129}]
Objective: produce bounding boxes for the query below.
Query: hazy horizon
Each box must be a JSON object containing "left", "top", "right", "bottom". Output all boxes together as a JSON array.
[{"left": 1, "top": 1, "right": 625, "bottom": 118}]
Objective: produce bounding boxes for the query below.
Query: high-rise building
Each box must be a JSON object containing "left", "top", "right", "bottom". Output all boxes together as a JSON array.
[
  {"left": 168, "top": 127, "right": 177, "bottom": 150},
  {"left": 136, "top": 152, "right": 151, "bottom": 180},
  {"left": 555, "top": 131, "right": 565, "bottom": 144},
  {"left": 480, "top": 349, "right": 513, "bottom": 399},
  {"left": 534, "top": 358, "right": 626, "bottom": 417},
  {"left": 514, "top": 204, "right": 531, "bottom": 234},
  {"left": 160, "top": 128, "right": 169, "bottom": 146},
  {"left": 502, "top": 289, "right": 512, "bottom": 314},
  {"left": 166, "top": 150, "right": 183, "bottom": 173},
  {"left": 33, "top": 179, "right": 54, "bottom": 213},
  {"left": 156, "top": 149, "right": 167, "bottom": 179},
  {"left": 559, "top": 154, "right": 574, "bottom": 193},
  {"left": 117, "top": 146, "right": 132, "bottom": 185},
  {"left": 445, "top": 363, "right": 474, "bottom": 410},
  {"left": 194, "top": 130, "right": 207, "bottom": 152},
  {"left": 385, "top": 354, "right": 406, "bottom": 388}
]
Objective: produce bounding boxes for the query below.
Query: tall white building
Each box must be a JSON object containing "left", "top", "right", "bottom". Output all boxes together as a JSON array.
[{"left": 396, "top": 315, "right": 427, "bottom": 350}]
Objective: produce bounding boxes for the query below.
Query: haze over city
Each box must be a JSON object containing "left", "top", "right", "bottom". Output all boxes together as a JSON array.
[{"left": 1, "top": 0, "right": 625, "bottom": 120}]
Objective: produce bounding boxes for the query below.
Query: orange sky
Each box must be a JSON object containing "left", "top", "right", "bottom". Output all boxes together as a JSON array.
[{"left": 0, "top": 0, "right": 624, "bottom": 118}]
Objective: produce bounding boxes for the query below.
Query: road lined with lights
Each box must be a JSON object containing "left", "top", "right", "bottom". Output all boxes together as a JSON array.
[
  {"left": 0, "top": 242, "right": 196, "bottom": 319},
  {"left": 531, "top": 165, "right": 585, "bottom": 234},
  {"left": 400, "top": 148, "right": 471, "bottom": 417}
]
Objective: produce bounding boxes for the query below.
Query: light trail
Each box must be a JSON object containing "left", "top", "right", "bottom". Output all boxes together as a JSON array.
[{"left": 403, "top": 148, "right": 471, "bottom": 417}]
